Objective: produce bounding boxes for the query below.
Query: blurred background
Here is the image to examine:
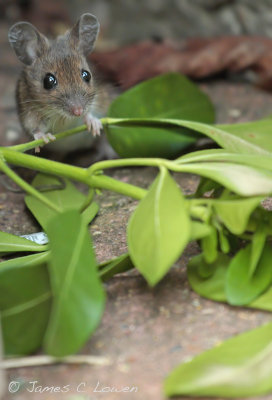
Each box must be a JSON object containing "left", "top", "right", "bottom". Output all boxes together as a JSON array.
[
  {"left": 1, "top": 0, "right": 272, "bottom": 149},
  {"left": 3, "top": 0, "right": 272, "bottom": 42},
  {"left": 2, "top": 0, "right": 272, "bottom": 92}
]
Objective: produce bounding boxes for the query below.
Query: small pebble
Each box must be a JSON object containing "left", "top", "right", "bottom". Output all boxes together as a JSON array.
[
  {"left": 118, "top": 363, "right": 130, "bottom": 373},
  {"left": 5, "top": 128, "right": 20, "bottom": 141},
  {"left": 92, "top": 231, "right": 102, "bottom": 236},
  {"left": 228, "top": 108, "right": 242, "bottom": 118},
  {"left": 103, "top": 202, "right": 114, "bottom": 207},
  {"left": 238, "top": 312, "right": 252, "bottom": 320},
  {"left": 95, "top": 340, "right": 104, "bottom": 349},
  {"left": 192, "top": 299, "right": 200, "bottom": 307},
  {"left": 202, "top": 308, "right": 215, "bottom": 315}
]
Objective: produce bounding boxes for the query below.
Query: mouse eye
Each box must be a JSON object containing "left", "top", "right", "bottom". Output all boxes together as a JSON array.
[
  {"left": 43, "top": 73, "right": 58, "bottom": 90},
  {"left": 81, "top": 69, "right": 91, "bottom": 83}
]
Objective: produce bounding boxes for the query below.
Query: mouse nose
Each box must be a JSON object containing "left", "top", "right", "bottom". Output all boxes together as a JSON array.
[{"left": 70, "top": 106, "right": 83, "bottom": 117}]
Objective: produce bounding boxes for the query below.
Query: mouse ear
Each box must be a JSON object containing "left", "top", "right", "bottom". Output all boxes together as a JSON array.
[
  {"left": 8, "top": 22, "right": 48, "bottom": 65},
  {"left": 70, "top": 13, "right": 100, "bottom": 56}
]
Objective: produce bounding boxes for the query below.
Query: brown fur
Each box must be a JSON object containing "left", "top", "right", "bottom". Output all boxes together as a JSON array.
[
  {"left": 10, "top": 14, "right": 110, "bottom": 140},
  {"left": 16, "top": 34, "right": 100, "bottom": 135}
]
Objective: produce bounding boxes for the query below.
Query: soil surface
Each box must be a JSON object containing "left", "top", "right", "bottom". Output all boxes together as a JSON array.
[{"left": 1, "top": 20, "right": 272, "bottom": 400}]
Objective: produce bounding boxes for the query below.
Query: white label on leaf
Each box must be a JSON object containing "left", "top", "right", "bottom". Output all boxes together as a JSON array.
[{"left": 20, "top": 232, "right": 49, "bottom": 245}]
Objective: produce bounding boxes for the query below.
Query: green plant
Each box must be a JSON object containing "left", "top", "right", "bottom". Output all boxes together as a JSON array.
[{"left": 1, "top": 73, "right": 272, "bottom": 397}]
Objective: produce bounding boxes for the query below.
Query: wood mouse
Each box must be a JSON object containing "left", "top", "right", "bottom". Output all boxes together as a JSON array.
[{"left": 8, "top": 13, "right": 111, "bottom": 154}]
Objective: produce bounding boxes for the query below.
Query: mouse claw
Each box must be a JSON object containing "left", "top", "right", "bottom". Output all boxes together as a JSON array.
[
  {"left": 33, "top": 132, "right": 56, "bottom": 152},
  {"left": 85, "top": 114, "right": 103, "bottom": 137},
  {"left": 46, "top": 133, "right": 56, "bottom": 142}
]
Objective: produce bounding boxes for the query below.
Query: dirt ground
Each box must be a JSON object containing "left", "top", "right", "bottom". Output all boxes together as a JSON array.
[{"left": 1, "top": 20, "right": 272, "bottom": 400}]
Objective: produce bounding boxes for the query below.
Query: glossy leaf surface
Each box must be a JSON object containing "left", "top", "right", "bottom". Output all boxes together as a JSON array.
[
  {"left": 106, "top": 73, "right": 215, "bottom": 158},
  {"left": 187, "top": 253, "right": 272, "bottom": 311},
  {"left": 25, "top": 174, "right": 90, "bottom": 229},
  {"left": 99, "top": 253, "right": 134, "bottom": 281},
  {"left": 213, "top": 197, "right": 262, "bottom": 234},
  {"left": 0, "top": 230, "right": 47, "bottom": 254},
  {"left": 0, "top": 252, "right": 51, "bottom": 355},
  {"left": 188, "top": 253, "right": 230, "bottom": 302},
  {"left": 226, "top": 244, "right": 272, "bottom": 305},
  {"left": 43, "top": 210, "right": 105, "bottom": 356},
  {"left": 165, "top": 322, "right": 272, "bottom": 397},
  {"left": 128, "top": 168, "right": 190, "bottom": 285}
]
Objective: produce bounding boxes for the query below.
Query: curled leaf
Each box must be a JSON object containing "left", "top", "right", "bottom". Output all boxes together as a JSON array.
[{"left": 226, "top": 243, "right": 272, "bottom": 306}]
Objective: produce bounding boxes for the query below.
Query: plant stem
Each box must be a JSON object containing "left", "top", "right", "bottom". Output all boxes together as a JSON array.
[
  {"left": 2, "top": 148, "right": 87, "bottom": 182},
  {"left": 88, "top": 157, "right": 173, "bottom": 175},
  {"left": 1, "top": 355, "right": 112, "bottom": 369},
  {"left": 8, "top": 124, "right": 90, "bottom": 153},
  {"left": 90, "top": 175, "right": 146, "bottom": 199},
  {"left": 1, "top": 148, "right": 146, "bottom": 200},
  {"left": 8, "top": 117, "right": 134, "bottom": 153},
  {"left": 80, "top": 188, "right": 95, "bottom": 212},
  {"left": 189, "top": 205, "right": 211, "bottom": 222},
  {"left": 7, "top": 118, "right": 170, "bottom": 153},
  {"left": 7, "top": 116, "right": 198, "bottom": 154},
  {"left": 0, "top": 157, "right": 61, "bottom": 212}
]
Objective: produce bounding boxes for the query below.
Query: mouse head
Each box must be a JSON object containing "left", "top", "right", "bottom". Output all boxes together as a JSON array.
[{"left": 9, "top": 14, "right": 100, "bottom": 119}]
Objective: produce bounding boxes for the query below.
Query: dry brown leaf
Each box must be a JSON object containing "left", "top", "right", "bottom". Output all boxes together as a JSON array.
[{"left": 90, "top": 37, "right": 272, "bottom": 90}]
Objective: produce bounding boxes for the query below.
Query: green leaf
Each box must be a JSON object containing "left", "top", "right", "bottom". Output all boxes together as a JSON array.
[
  {"left": 164, "top": 322, "right": 272, "bottom": 398},
  {"left": 252, "top": 286, "right": 272, "bottom": 311},
  {"left": 187, "top": 253, "right": 272, "bottom": 311},
  {"left": 177, "top": 149, "right": 272, "bottom": 196},
  {"left": 189, "top": 115, "right": 272, "bottom": 155},
  {"left": 106, "top": 73, "right": 215, "bottom": 158},
  {"left": 106, "top": 117, "right": 272, "bottom": 158},
  {"left": 180, "top": 162, "right": 272, "bottom": 196},
  {"left": 25, "top": 174, "right": 87, "bottom": 230},
  {"left": 190, "top": 221, "right": 213, "bottom": 241},
  {"left": 98, "top": 253, "right": 134, "bottom": 281},
  {"left": 226, "top": 243, "right": 272, "bottom": 305},
  {"left": 0, "top": 230, "right": 47, "bottom": 254},
  {"left": 218, "top": 117, "right": 272, "bottom": 154},
  {"left": 178, "top": 149, "right": 272, "bottom": 188},
  {"left": 250, "top": 227, "right": 267, "bottom": 277},
  {"left": 128, "top": 168, "right": 191, "bottom": 286},
  {"left": 194, "top": 176, "right": 222, "bottom": 197},
  {"left": 213, "top": 197, "right": 262, "bottom": 235},
  {"left": 177, "top": 148, "right": 272, "bottom": 168},
  {"left": 105, "top": 115, "right": 272, "bottom": 158},
  {"left": 81, "top": 201, "right": 99, "bottom": 225},
  {"left": 201, "top": 227, "right": 218, "bottom": 264},
  {"left": 187, "top": 253, "right": 230, "bottom": 301},
  {"left": 218, "top": 228, "right": 230, "bottom": 254},
  {"left": 172, "top": 118, "right": 272, "bottom": 155},
  {"left": 0, "top": 252, "right": 51, "bottom": 355},
  {"left": 43, "top": 210, "right": 105, "bottom": 357}
]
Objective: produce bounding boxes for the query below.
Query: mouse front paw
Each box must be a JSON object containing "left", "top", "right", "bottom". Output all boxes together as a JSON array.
[
  {"left": 33, "top": 132, "right": 56, "bottom": 152},
  {"left": 84, "top": 113, "right": 103, "bottom": 137}
]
